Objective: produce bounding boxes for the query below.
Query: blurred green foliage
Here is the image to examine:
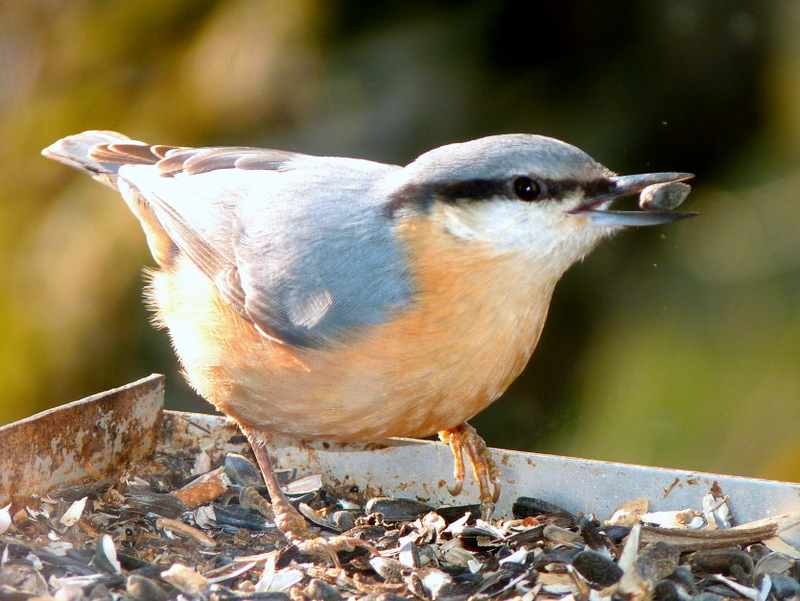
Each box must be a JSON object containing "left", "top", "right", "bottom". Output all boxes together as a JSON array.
[{"left": 3, "top": 0, "right": 800, "bottom": 481}]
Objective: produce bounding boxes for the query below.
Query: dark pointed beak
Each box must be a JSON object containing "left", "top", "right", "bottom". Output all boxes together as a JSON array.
[{"left": 572, "top": 172, "right": 697, "bottom": 226}]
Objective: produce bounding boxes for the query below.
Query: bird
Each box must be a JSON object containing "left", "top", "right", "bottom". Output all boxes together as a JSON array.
[{"left": 43, "top": 130, "right": 693, "bottom": 564}]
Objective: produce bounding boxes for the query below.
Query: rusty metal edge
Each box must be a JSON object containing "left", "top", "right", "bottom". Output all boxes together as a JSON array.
[{"left": 0, "top": 374, "right": 164, "bottom": 506}]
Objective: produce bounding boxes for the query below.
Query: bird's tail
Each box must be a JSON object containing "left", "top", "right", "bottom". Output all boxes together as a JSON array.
[
  {"left": 42, "top": 130, "right": 137, "bottom": 192},
  {"left": 42, "top": 130, "right": 133, "bottom": 175},
  {"left": 43, "top": 131, "right": 179, "bottom": 266}
]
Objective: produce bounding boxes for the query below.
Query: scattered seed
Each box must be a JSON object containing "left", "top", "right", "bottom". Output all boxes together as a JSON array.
[
  {"left": 59, "top": 496, "right": 88, "bottom": 527},
  {"left": 4, "top": 433, "right": 799, "bottom": 601},
  {"left": 171, "top": 466, "right": 230, "bottom": 508},
  {"left": 155, "top": 517, "right": 217, "bottom": 549},
  {"left": 160, "top": 563, "right": 209, "bottom": 596}
]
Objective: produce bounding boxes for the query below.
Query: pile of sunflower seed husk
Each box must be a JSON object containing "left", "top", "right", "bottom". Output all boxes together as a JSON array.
[{"left": 1, "top": 443, "right": 800, "bottom": 601}]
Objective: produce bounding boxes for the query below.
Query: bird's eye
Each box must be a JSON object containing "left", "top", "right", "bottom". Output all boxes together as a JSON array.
[{"left": 513, "top": 176, "right": 543, "bottom": 201}]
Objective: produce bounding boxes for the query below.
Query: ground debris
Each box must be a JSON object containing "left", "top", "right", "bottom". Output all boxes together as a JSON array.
[{"left": 2, "top": 442, "right": 799, "bottom": 601}]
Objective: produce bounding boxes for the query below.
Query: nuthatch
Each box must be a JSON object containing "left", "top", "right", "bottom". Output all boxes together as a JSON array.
[{"left": 43, "top": 131, "right": 694, "bottom": 564}]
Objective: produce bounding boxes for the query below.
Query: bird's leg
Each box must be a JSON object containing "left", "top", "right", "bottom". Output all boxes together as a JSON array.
[
  {"left": 239, "top": 425, "right": 377, "bottom": 568},
  {"left": 439, "top": 422, "right": 501, "bottom": 520}
]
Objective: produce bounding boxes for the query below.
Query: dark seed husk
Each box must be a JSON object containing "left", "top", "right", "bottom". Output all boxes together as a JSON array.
[
  {"left": 689, "top": 593, "right": 726, "bottom": 601},
  {"left": 572, "top": 549, "right": 624, "bottom": 587},
  {"left": 505, "top": 525, "right": 545, "bottom": 544},
  {"left": 116, "top": 554, "right": 158, "bottom": 572},
  {"left": 654, "top": 578, "right": 682, "bottom": 601},
  {"left": 372, "top": 594, "right": 415, "bottom": 601},
  {"left": 128, "top": 563, "right": 171, "bottom": 582},
  {"left": 341, "top": 524, "right": 388, "bottom": 542},
  {"left": 436, "top": 504, "right": 481, "bottom": 524},
  {"left": 298, "top": 502, "right": 340, "bottom": 532},
  {"left": 65, "top": 547, "right": 94, "bottom": 565},
  {"left": 512, "top": 497, "right": 574, "bottom": 522},
  {"left": 366, "top": 497, "right": 434, "bottom": 522},
  {"left": 47, "top": 483, "right": 100, "bottom": 502},
  {"left": 530, "top": 547, "right": 583, "bottom": 570},
  {"left": 599, "top": 525, "right": 632, "bottom": 543},
  {"left": 729, "top": 562, "right": 751, "bottom": 586},
  {"left": 94, "top": 535, "right": 121, "bottom": 574},
  {"left": 0, "top": 559, "right": 48, "bottom": 596},
  {"left": 147, "top": 474, "right": 173, "bottom": 494},
  {"left": 458, "top": 525, "right": 500, "bottom": 539},
  {"left": 224, "top": 453, "right": 264, "bottom": 487},
  {"left": 689, "top": 547, "right": 755, "bottom": 576},
  {"left": 749, "top": 543, "right": 773, "bottom": 566},
  {"left": 769, "top": 573, "right": 800, "bottom": 600},
  {"left": 618, "top": 541, "right": 681, "bottom": 600},
  {"left": 212, "top": 503, "right": 269, "bottom": 530},
  {"left": 476, "top": 562, "right": 529, "bottom": 596},
  {"left": 667, "top": 566, "right": 699, "bottom": 595},
  {"left": 305, "top": 578, "right": 344, "bottom": 601},
  {"left": 124, "top": 488, "right": 185, "bottom": 519},
  {"left": 275, "top": 468, "right": 296, "bottom": 486},
  {"left": 578, "top": 516, "right": 611, "bottom": 552},
  {"left": 88, "top": 582, "right": 114, "bottom": 600},
  {"left": 125, "top": 575, "right": 172, "bottom": 601},
  {"left": 639, "top": 542, "right": 682, "bottom": 581},
  {"left": 28, "top": 547, "right": 98, "bottom": 576},
  {"left": 371, "top": 557, "right": 410, "bottom": 583},
  {"left": 328, "top": 509, "right": 358, "bottom": 531}
]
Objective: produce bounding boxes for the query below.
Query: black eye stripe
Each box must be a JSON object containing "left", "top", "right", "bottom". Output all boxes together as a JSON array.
[
  {"left": 431, "top": 179, "right": 507, "bottom": 201},
  {"left": 385, "top": 176, "right": 616, "bottom": 215}
]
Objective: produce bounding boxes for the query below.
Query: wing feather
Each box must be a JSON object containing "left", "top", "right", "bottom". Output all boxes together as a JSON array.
[
  {"left": 45, "top": 131, "right": 414, "bottom": 348},
  {"left": 121, "top": 148, "right": 413, "bottom": 347}
]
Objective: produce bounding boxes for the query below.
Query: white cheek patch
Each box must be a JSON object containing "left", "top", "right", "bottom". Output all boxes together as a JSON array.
[{"left": 434, "top": 199, "right": 613, "bottom": 271}]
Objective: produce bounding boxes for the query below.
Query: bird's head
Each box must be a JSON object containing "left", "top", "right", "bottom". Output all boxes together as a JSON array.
[{"left": 391, "top": 133, "right": 694, "bottom": 276}]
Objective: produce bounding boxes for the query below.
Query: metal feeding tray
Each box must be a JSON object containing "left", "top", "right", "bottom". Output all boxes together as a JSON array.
[
  {"left": 2, "top": 373, "right": 799, "bottom": 546},
  {"left": 4, "top": 374, "right": 800, "bottom": 601}
]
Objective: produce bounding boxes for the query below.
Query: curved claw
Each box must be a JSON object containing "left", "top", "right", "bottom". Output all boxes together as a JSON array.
[
  {"left": 440, "top": 427, "right": 467, "bottom": 496},
  {"left": 241, "top": 424, "right": 377, "bottom": 568},
  {"left": 446, "top": 435, "right": 466, "bottom": 496},
  {"left": 291, "top": 534, "right": 379, "bottom": 569},
  {"left": 439, "top": 422, "right": 502, "bottom": 520}
]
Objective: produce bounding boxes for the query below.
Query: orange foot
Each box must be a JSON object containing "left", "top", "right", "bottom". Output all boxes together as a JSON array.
[
  {"left": 439, "top": 422, "right": 501, "bottom": 520},
  {"left": 274, "top": 502, "right": 377, "bottom": 568},
  {"left": 240, "top": 426, "right": 378, "bottom": 568}
]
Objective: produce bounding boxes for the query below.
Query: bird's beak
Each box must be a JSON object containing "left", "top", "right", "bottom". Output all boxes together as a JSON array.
[{"left": 572, "top": 172, "right": 696, "bottom": 226}]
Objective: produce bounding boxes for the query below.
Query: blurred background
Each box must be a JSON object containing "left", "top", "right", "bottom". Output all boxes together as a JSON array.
[{"left": 3, "top": 0, "right": 800, "bottom": 482}]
